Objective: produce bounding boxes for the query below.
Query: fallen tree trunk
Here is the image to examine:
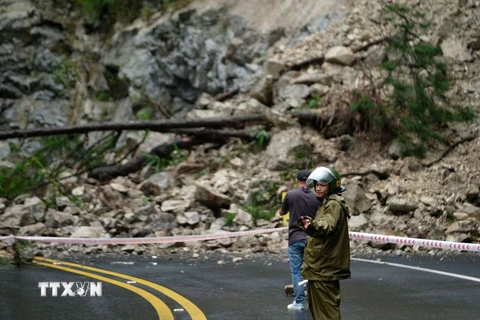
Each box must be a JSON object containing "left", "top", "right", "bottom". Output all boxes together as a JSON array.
[
  {"left": 0, "top": 110, "right": 358, "bottom": 144},
  {"left": 87, "top": 128, "right": 258, "bottom": 181},
  {"left": 88, "top": 137, "right": 204, "bottom": 181},
  {"left": 214, "top": 88, "right": 240, "bottom": 102},
  {"left": 341, "top": 169, "right": 390, "bottom": 180},
  {"left": 288, "top": 56, "right": 325, "bottom": 71},
  {"left": 163, "top": 128, "right": 254, "bottom": 140},
  {"left": 87, "top": 128, "right": 256, "bottom": 181},
  {"left": 288, "top": 109, "right": 358, "bottom": 138},
  {"left": 0, "top": 110, "right": 353, "bottom": 141},
  {"left": 86, "top": 110, "right": 358, "bottom": 180},
  {"left": 2, "top": 110, "right": 358, "bottom": 181},
  {"left": 0, "top": 114, "right": 268, "bottom": 140}
]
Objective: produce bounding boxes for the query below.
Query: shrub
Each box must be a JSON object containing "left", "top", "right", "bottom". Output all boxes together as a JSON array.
[
  {"left": 75, "top": 0, "right": 193, "bottom": 25},
  {"left": 351, "top": 2, "right": 475, "bottom": 157}
]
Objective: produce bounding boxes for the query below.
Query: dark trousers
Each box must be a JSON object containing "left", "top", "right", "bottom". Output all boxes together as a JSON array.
[{"left": 307, "top": 279, "right": 341, "bottom": 320}]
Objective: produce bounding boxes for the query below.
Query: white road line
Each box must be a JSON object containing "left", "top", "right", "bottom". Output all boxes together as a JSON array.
[{"left": 352, "top": 258, "right": 480, "bottom": 283}]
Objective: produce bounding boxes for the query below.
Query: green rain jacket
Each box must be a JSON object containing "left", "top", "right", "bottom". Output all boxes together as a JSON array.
[{"left": 298, "top": 194, "right": 352, "bottom": 281}]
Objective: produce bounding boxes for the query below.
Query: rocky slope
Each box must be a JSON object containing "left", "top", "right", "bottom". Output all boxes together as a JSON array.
[{"left": 0, "top": 0, "right": 479, "bottom": 261}]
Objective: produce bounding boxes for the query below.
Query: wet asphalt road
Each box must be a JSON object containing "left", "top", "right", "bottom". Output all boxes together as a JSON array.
[{"left": 0, "top": 252, "right": 479, "bottom": 320}]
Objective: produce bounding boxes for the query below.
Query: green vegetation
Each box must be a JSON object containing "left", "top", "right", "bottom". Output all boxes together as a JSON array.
[
  {"left": 95, "top": 90, "right": 112, "bottom": 102},
  {"left": 212, "top": 156, "right": 230, "bottom": 166},
  {"left": 144, "top": 154, "right": 168, "bottom": 172},
  {"left": 297, "top": 95, "right": 321, "bottom": 110},
  {"left": 143, "top": 195, "right": 154, "bottom": 204},
  {"left": 163, "top": 0, "right": 193, "bottom": 11},
  {"left": 13, "top": 240, "right": 32, "bottom": 266},
  {"left": 144, "top": 143, "right": 187, "bottom": 173},
  {"left": 0, "top": 132, "right": 188, "bottom": 200},
  {"left": 224, "top": 212, "right": 236, "bottom": 227},
  {"left": 293, "top": 147, "right": 314, "bottom": 170},
  {"left": 280, "top": 167, "right": 298, "bottom": 182},
  {"left": 52, "top": 58, "right": 80, "bottom": 88},
  {"left": 131, "top": 89, "right": 174, "bottom": 119},
  {"left": 242, "top": 180, "right": 282, "bottom": 223},
  {"left": 0, "top": 134, "right": 110, "bottom": 200},
  {"left": 43, "top": 194, "right": 84, "bottom": 209},
  {"left": 140, "top": 2, "right": 156, "bottom": 20},
  {"left": 0, "top": 135, "right": 83, "bottom": 199},
  {"left": 250, "top": 126, "right": 269, "bottom": 149},
  {"left": 136, "top": 106, "right": 155, "bottom": 120},
  {"left": 242, "top": 204, "right": 276, "bottom": 223},
  {"left": 195, "top": 168, "right": 210, "bottom": 179},
  {"left": 350, "top": 2, "right": 475, "bottom": 157},
  {"left": 75, "top": 0, "right": 143, "bottom": 24},
  {"left": 75, "top": 0, "right": 193, "bottom": 25}
]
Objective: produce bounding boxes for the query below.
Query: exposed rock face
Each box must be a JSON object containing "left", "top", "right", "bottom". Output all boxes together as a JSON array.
[
  {"left": 1, "top": 0, "right": 311, "bottom": 135},
  {"left": 103, "top": 8, "right": 284, "bottom": 105},
  {"left": 0, "top": 0, "right": 73, "bottom": 132},
  {"left": 0, "top": 0, "right": 480, "bottom": 259}
]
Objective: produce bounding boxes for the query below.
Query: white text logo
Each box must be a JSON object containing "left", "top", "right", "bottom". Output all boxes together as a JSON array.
[{"left": 38, "top": 282, "right": 102, "bottom": 297}]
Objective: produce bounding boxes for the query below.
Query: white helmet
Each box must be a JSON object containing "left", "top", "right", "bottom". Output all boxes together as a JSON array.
[{"left": 306, "top": 167, "right": 346, "bottom": 193}]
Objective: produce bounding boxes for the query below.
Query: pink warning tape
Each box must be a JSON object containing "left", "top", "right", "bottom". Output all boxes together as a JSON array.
[
  {"left": 1, "top": 229, "right": 479, "bottom": 252},
  {"left": 0, "top": 227, "right": 288, "bottom": 245},
  {"left": 349, "top": 232, "right": 480, "bottom": 252}
]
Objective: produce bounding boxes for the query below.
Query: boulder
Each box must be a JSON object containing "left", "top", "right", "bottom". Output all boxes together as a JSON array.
[{"left": 325, "top": 46, "right": 356, "bottom": 66}]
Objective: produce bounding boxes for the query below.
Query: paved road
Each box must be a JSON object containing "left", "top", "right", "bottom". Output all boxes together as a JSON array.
[{"left": 0, "top": 252, "right": 479, "bottom": 320}]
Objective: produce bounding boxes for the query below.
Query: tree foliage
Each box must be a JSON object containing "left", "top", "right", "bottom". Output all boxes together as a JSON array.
[
  {"left": 350, "top": 2, "right": 475, "bottom": 157},
  {"left": 74, "top": 0, "right": 192, "bottom": 25},
  {"left": 75, "top": 0, "right": 143, "bottom": 24},
  {"left": 0, "top": 133, "right": 120, "bottom": 200}
]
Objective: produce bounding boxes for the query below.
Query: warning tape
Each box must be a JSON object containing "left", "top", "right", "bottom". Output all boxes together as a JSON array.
[
  {"left": 0, "top": 227, "right": 288, "bottom": 245},
  {"left": 1, "top": 228, "right": 479, "bottom": 252},
  {"left": 349, "top": 232, "right": 480, "bottom": 252}
]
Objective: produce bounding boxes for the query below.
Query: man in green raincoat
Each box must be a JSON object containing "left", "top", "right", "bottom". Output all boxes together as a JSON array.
[{"left": 298, "top": 166, "right": 352, "bottom": 320}]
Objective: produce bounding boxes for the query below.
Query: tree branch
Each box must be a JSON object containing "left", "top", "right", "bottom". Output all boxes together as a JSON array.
[
  {"left": 341, "top": 169, "right": 390, "bottom": 180},
  {"left": 423, "top": 135, "right": 477, "bottom": 168}
]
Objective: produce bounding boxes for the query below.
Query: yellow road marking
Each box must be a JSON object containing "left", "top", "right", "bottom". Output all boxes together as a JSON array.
[
  {"left": 33, "top": 260, "right": 173, "bottom": 320},
  {"left": 35, "top": 257, "right": 207, "bottom": 320}
]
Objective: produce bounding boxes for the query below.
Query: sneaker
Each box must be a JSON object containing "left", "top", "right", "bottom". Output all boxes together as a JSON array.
[{"left": 287, "top": 301, "right": 304, "bottom": 310}]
